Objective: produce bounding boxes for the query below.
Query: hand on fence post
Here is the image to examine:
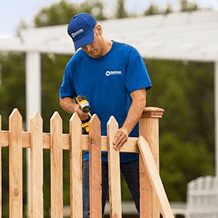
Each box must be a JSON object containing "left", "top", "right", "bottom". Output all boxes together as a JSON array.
[{"left": 113, "top": 128, "right": 128, "bottom": 151}]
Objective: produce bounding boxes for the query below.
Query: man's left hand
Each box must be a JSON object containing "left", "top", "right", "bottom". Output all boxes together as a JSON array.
[{"left": 113, "top": 129, "right": 128, "bottom": 151}]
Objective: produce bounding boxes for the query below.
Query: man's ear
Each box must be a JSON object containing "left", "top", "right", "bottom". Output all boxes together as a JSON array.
[{"left": 95, "top": 24, "right": 102, "bottom": 35}]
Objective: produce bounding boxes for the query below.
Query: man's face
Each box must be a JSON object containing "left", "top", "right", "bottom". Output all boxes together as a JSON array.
[{"left": 81, "top": 25, "right": 104, "bottom": 58}]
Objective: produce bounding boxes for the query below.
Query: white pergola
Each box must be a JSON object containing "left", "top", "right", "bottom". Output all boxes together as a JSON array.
[{"left": 1, "top": 10, "right": 218, "bottom": 173}]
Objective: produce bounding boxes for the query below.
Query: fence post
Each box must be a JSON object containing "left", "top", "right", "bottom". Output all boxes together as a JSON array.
[{"left": 139, "top": 107, "right": 164, "bottom": 218}]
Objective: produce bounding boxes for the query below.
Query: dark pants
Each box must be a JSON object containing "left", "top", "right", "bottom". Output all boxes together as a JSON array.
[{"left": 83, "top": 159, "right": 140, "bottom": 217}]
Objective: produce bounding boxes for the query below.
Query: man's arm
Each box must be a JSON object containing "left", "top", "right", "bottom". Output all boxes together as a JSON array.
[
  {"left": 113, "top": 89, "right": 146, "bottom": 150},
  {"left": 60, "top": 97, "right": 89, "bottom": 121}
]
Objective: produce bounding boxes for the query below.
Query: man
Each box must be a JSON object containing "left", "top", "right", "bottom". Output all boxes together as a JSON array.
[{"left": 59, "top": 13, "right": 151, "bottom": 217}]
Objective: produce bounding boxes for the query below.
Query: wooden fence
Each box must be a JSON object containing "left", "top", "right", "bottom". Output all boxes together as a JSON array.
[{"left": 0, "top": 107, "right": 174, "bottom": 218}]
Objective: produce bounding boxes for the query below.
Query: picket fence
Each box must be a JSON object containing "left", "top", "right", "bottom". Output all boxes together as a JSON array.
[
  {"left": 187, "top": 176, "right": 218, "bottom": 218},
  {"left": 0, "top": 107, "right": 174, "bottom": 218}
]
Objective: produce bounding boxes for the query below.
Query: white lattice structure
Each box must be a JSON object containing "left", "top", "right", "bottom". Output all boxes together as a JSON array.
[{"left": 187, "top": 176, "right": 218, "bottom": 218}]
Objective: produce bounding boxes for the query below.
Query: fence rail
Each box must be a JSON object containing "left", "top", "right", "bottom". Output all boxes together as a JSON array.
[{"left": 0, "top": 107, "right": 174, "bottom": 218}]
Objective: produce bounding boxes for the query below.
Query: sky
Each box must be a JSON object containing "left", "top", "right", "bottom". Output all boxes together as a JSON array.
[{"left": 0, "top": 0, "right": 218, "bottom": 37}]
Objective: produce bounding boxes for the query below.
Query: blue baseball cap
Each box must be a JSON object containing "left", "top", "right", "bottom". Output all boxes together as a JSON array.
[{"left": 67, "top": 13, "right": 97, "bottom": 51}]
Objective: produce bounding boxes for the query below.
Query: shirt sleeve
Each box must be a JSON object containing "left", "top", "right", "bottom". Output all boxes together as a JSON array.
[
  {"left": 125, "top": 47, "right": 152, "bottom": 94},
  {"left": 59, "top": 61, "right": 76, "bottom": 99}
]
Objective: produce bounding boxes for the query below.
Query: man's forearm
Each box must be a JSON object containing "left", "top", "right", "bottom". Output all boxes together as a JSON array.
[
  {"left": 122, "top": 92, "right": 146, "bottom": 135},
  {"left": 113, "top": 89, "right": 146, "bottom": 150},
  {"left": 60, "top": 97, "right": 77, "bottom": 114},
  {"left": 60, "top": 97, "right": 89, "bottom": 121}
]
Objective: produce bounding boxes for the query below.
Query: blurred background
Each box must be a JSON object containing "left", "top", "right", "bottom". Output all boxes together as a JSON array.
[{"left": 0, "top": 0, "right": 217, "bottom": 217}]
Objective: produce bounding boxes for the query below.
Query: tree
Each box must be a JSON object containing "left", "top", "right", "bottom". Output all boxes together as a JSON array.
[
  {"left": 79, "top": 0, "right": 107, "bottom": 20},
  {"left": 34, "top": 0, "right": 107, "bottom": 27},
  {"left": 144, "top": 3, "right": 160, "bottom": 16},
  {"left": 164, "top": 2, "right": 173, "bottom": 15},
  {"left": 180, "top": 0, "right": 200, "bottom": 12},
  {"left": 115, "top": 0, "right": 128, "bottom": 19},
  {"left": 0, "top": 52, "right": 26, "bottom": 217},
  {"left": 146, "top": 59, "right": 214, "bottom": 201},
  {"left": 34, "top": 0, "right": 79, "bottom": 27}
]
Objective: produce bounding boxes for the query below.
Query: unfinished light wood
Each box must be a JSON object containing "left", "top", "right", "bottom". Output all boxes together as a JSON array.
[
  {"left": 138, "top": 136, "right": 174, "bottom": 218},
  {"left": 70, "top": 113, "right": 83, "bottom": 218},
  {"left": 0, "top": 107, "right": 169, "bottom": 218},
  {"left": 30, "top": 112, "right": 43, "bottom": 218},
  {"left": 89, "top": 115, "right": 102, "bottom": 218},
  {"left": 0, "top": 130, "right": 139, "bottom": 152},
  {"left": 9, "top": 109, "right": 23, "bottom": 218},
  {"left": 139, "top": 107, "right": 164, "bottom": 218},
  {"left": 107, "top": 116, "right": 122, "bottom": 218},
  {"left": 50, "top": 112, "right": 63, "bottom": 218}
]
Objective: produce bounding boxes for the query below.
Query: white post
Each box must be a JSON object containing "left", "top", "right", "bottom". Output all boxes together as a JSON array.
[
  {"left": 25, "top": 52, "right": 41, "bottom": 217},
  {"left": 215, "top": 61, "right": 218, "bottom": 176}
]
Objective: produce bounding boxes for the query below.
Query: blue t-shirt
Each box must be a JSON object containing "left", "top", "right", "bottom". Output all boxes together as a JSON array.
[{"left": 60, "top": 41, "right": 152, "bottom": 162}]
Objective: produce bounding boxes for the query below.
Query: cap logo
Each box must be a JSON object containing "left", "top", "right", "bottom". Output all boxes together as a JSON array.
[{"left": 71, "top": 29, "right": 84, "bottom": 38}]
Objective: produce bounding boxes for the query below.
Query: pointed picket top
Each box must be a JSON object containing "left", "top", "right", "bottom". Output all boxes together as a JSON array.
[
  {"left": 90, "top": 114, "right": 100, "bottom": 125},
  {"left": 89, "top": 114, "right": 101, "bottom": 134},
  {"left": 70, "top": 112, "right": 81, "bottom": 125},
  {"left": 30, "top": 111, "right": 43, "bottom": 128},
  {"left": 107, "top": 116, "right": 118, "bottom": 132},
  {"left": 31, "top": 111, "right": 42, "bottom": 122},
  {"left": 9, "top": 108, "right": 23, "bottom": 134},
  {"left": 9, "top": 108, "right": 22, "bottom": 122},
  {"left": 50, "top": 111, "right": 62, "bottom": 123}
]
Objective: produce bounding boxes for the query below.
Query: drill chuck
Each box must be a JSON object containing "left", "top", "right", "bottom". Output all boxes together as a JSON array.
[{"left": 73, "top": 95, "right": 90, "bottom": 113}]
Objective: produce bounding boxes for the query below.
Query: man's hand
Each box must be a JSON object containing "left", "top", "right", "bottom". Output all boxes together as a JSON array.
[
  {"left": 112, "top": 89, "right": 146, "bottom": 151},
  {"left": 60, "top": 97, "right": 89, "bottom": 121},
  {"left": 74, "top": 104, "right": 89, "bottom": 121},
  {"left": 113, "top": 128, "right": 129, "bottom": 151}
]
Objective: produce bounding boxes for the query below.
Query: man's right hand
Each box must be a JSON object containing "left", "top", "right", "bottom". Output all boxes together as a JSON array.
[
  {"left": 60, "top": 97, "right": 88, "bottom": 121},
  {"left": 74, "top": 104, "right": 89, "bottom": 121}
]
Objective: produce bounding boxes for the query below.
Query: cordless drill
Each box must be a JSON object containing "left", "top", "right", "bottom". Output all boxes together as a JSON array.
[{"left": 73, "top": 95, "right": 91, "bottom": 134}]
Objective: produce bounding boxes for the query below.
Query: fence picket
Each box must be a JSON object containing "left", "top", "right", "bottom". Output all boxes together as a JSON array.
[
  {"left": 107, "top": 116, "right": 122, "bottom": 218},
  {"left": 69, "top": 113, "right": 83, "bottom": 218},
  {"left": 89, "top": 115, "right": 102, "bottom": 218},
  {"left": 0, "top": 114, "right": 1, "bottom": 218},
  {"left": 30, "top": 112, "right": 43, "bottom": 218},
  {"left": 9, "top": 109, "right": 23, "bottom": 218},
  {"left": 50, "top": 112, "right": 63, "bottom": 218}
]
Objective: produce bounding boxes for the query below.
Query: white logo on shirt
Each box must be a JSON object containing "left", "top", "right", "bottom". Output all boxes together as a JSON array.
[{"left": 105, "top": 71, "right": 122, "bottom": 76}]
